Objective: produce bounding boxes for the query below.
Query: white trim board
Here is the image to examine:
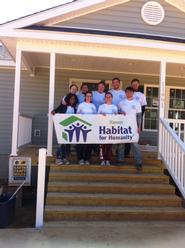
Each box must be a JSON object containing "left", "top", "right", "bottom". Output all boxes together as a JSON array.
[
  {"left": 14, "top": 38, "right": 185, "bottom": 63},
  {"left": 4, "top": 36, "right": 185, "bottom": 73},
  {"left": 8, "top": 33, "right": 185, "bottom": 54}
]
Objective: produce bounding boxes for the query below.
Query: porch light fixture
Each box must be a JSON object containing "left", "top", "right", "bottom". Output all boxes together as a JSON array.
[{"left": 141, "top": 1, "right": 165, "bottom": 26}]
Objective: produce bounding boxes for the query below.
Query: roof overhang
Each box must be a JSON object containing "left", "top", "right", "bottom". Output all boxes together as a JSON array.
[
  {"left": 2, "top": 25, "right": 185, "bottom": 61},
  {"left": 0, "top": 0, "right": 130, "bottom": 29},
  {"left": 1, "top": 0, "right": 185, "bottom": 30},
  {"left": 1, "top": 0, "right": 185, "bottom": 72}
]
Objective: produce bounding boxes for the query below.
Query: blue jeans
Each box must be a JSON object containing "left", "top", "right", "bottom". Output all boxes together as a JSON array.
[{"left": 117, "top": 143, "right": 142, "bottom": 164}]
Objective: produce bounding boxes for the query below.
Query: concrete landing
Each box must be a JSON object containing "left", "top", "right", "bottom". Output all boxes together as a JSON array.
[{"left": 0, "top": 221, "right": 185, "bottom": 248}]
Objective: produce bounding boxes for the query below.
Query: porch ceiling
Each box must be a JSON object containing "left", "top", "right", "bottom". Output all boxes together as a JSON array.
[{"left": 23, "top": 52, "right": 185, "bottom": 78}]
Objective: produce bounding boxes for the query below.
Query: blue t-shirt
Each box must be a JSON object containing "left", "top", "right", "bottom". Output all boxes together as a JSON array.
[
  {"left": 77, "top": 92, "right": 85, "bottom": 104},
  {"left": 109, "top": 89, "right": 125, "bottom": 106}
]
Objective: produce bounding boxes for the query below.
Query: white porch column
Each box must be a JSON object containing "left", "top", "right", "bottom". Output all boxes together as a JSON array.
[
  {"left": 47, "top": 52, "right": 56, "bottom": 156},
  {"left": 11, "top": 49, "right": 22, "bottom": 156},
  {"left": 158, "top": 60, "right": 166, "bottom": 159}
]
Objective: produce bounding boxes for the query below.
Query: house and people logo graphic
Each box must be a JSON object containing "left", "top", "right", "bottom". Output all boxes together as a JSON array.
[{"left": 60, "top": 116, "right": 92, "bottom": 142}]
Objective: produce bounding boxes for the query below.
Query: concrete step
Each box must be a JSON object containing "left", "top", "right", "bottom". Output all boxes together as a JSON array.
[
  {"left": 46, "top": 192, "right": 182, "bottom": 207},
  {"left": 49, "top": 164, "right": 163, "bottom": 174},
  {"left": 49, "top": 172, "right": 169, "bottom": 184},
  {"left": 47, "top": 182, "right": 175, "bottom": 194},
  {"left": 45, "top": 206, "right": 185, "bottom": 221}
]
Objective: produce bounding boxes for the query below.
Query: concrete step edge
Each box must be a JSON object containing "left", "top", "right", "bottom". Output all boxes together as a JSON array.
[
  {"left": 45, "top": 205, "right": 185, "bottom": 212},
  {"left": 46, "top": 192, "right": 181, "bottom": 200}
]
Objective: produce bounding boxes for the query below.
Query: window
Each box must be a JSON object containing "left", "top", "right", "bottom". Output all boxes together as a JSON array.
[
  {"left": 79, "top": 82, "right": 109, "bottom": 91},
  {"left": 69, "top": 79, "right": 121, "bottom": 91},
  {"left": 168, "top": 88, "right": 185, "bottom": 120},
  {"left": 144, "top": 85, "right": 185, "bottom": 131},
  {"left": 144, "top": 86, "right": 159, "bottom": 131}
]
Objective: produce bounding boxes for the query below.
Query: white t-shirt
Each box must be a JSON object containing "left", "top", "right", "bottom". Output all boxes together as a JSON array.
[
  {"left": 109, "top": 89, "right": 125, "bottom": 106},
  {"left": 118, "top": 99, "right": 141, "bottom": 115},
  {"left": 77, "top": 102, "right": 96, "bottom": 114},
  {"left": 133, "top": 91, "right": 147, "bottom": 106},
  {"left": 66, "top": 106, "right": 75, "bottom": 114},
  {"left": 98, "top": 104, "right": 118, "bottom": 114},
  {"left": 92, "top": 91, "right": 105, "bottom": 110}
]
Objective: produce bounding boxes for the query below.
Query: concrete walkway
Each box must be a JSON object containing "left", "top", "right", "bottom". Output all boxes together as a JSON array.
[{"left": 0, "top": 221, "right": 185, "bottom": 248}]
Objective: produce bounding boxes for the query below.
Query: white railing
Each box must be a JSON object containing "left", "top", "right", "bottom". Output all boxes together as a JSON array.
[
  {"left": 159, "top": 118, "right": 185, "bottom": 199},
  {"left": 166, "top": 119, "right": 185, "bottom": 142},
  {"left": 36, "top": 148, "right": 47, "bottom": 228},
  {"left": 18, "top": 115, "right": 32, "bottom": 147}
]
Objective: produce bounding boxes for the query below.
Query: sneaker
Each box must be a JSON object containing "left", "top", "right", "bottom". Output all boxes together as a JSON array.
[
  {"left": 100, "top": 160, "right": 106, "bottom": 166},
  {"left": 63, "top": 159, "right": 70, "bottom": 165},
  {"left": 84, "top": 160, "right": 90, "bottom": 165},
  {"left": 79, "top": 159, "right": 84, "bottom": 165},
  {"left": 136, "top": 163, "right": 142, "bottom": 171},
  {"left": 55, "top": 159, "right": 63, "bottom": 165},
  {"left": 106, "top": 160, "right": 110, "bottom": 166}
]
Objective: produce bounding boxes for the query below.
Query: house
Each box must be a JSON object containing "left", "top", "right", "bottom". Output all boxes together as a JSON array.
[{"left": 1, "top": 0, "right": 185, "bottom": 180}]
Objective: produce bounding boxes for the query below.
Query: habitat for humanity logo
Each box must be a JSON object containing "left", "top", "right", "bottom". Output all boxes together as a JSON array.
[{"left": 60, "top": 116, "right": 92, "bottom": 142}]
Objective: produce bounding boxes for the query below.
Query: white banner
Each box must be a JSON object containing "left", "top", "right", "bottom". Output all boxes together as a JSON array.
[{"left": 53, "top": 114, "right": 139, "bottom": 144}]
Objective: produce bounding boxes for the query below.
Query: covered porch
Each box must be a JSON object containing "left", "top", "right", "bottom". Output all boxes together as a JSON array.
[{"left": 11, "top": 37, "right": 185, "bottom": 157}]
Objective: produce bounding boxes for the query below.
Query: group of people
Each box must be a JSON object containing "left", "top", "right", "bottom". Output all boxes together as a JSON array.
[{"left": 51, "top": 77, "right": 147, "bottom": 170}]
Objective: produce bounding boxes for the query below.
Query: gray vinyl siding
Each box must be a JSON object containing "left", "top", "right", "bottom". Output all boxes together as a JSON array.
[
  {"left": 140, "top": 132, "right": 158, "bottom": 146},
  {"left": 0, "top": 155, "right": 9, "bottom": 180},
  {"left": 57, "top": 0, "right": 185, "bottom": 39},
  {"left": 19, "top": 68, "right": 69, "bottom": 146},
  {"left": 0, "top": 69, "right": 14, "bottom": 155}
]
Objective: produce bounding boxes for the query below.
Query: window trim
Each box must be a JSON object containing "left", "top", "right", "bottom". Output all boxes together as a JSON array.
[
  {"left": 69, "top": 78, "right": 122, "bottom": 90},
  {"left": 166, "top": 85, "right": 185, "bottom": 119},
  {"left": 144, "top": 84, "right": 185, "bottom": 132},
  {"left": 143, "top": 84, "right": 159, "bottom": 132}
]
